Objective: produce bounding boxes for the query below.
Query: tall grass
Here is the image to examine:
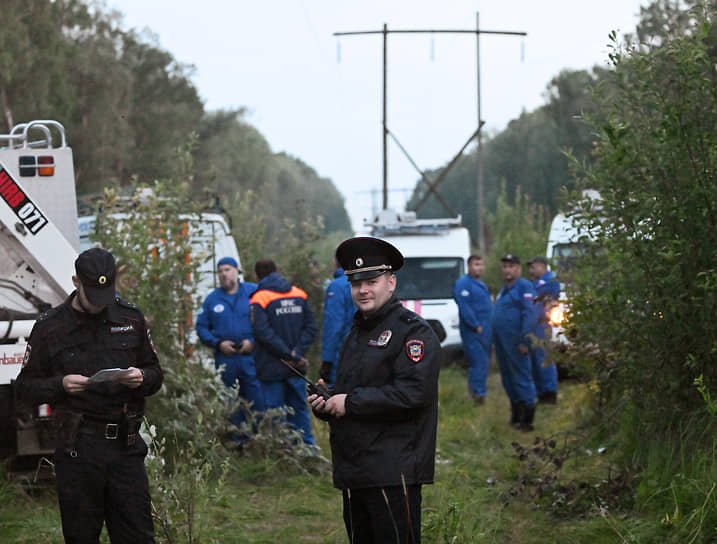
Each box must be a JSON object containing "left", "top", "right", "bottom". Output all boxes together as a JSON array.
[{"left": 2, "top": 365, "right": 716, "bottom": 543}]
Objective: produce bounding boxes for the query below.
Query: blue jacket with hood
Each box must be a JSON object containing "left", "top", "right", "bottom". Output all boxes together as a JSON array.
[
  {"left": 249, "top": 272, "right": 318, "bottom": 381},
  {"left": 320, "top": 268, "right": 355, "bottom": 364},
  {"left": 196, "top": 281, "right": 257, "bottom": 370}
]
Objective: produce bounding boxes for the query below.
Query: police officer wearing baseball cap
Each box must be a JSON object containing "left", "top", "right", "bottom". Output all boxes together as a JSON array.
[
  {"left": 16, "top": 247, "right": 163, "bottom": 542},
  {"left": 309, "top": 237, "right": 441, "bottom": 543}
]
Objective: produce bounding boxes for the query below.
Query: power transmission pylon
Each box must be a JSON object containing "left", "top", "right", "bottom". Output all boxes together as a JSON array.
[{"left": 334, "top": 14, "right": 526, "bottom": 252}]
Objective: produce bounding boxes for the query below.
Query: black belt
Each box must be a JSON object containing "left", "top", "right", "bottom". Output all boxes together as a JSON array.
[
  {"left": 79, "top": 419, "right": 122, "bottom": 439},
  {"left": 78, "top": 418, "right": 141, "bottom": 440}
]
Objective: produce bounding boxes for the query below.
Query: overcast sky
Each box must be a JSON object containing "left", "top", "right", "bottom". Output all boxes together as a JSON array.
[{"left": 111, "top": 0, "right": 647, "bottom": 231}]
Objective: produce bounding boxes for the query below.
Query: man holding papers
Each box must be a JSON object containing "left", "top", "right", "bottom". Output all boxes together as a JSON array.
[{"left": 15, "top": 247, "right": 163, "bottom": 543}]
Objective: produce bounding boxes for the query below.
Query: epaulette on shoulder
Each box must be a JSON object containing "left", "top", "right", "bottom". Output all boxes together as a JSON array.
[
  {"left": 116, "top": 297, "right": 139, "bottom": 311},
  {"left": 399, "top": 307, "right": 420, "bottom": 324},
  {"left": 36, "top": 305, "right": 62, "bottom": 322}
]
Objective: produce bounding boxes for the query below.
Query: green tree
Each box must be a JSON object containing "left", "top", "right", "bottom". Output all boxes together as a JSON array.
[
  {"left": 0, "top": 0, "right": 83, "bottom": 128},
  {"left": 566, "top": 4, "right": 717, "bottom": 539},
  {"left": 406, "top": 68, "right": 602, "bottom": 247},
  {"left": 119, "top": 32, "right": 204, "bottom": 188},
  {"left": 65, "top": 6, "right": 135, "bottom": 193},
  {"left": 482, "top": 182, "right": 550, "bottom": 292},
  {"left": 0, "top": 0, "right": 352, "bottom": 238},
  {"left": 572, "top": 2, "right": 717, "bottom": 427}
]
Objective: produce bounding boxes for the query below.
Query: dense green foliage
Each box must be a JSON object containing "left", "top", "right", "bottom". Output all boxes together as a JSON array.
[
  {"left": 574, "top": 0, "right": 717, "bottom": 429},
  {"left": 564, "top": 2, "right": 717, "bottom": 540},
  {"left": 91, "top": 169, "right": 330, "bottom": 541},
  {"left": 0, "top": 0, "right": 351, "bottom": 239},
  {"left": 480, "top": 182, "right": 550, "bottom": 292}
]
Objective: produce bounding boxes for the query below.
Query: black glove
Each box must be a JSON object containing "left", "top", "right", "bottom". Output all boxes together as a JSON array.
[{"left": 319, "top": 361, "right": 333, "bottom": 382}]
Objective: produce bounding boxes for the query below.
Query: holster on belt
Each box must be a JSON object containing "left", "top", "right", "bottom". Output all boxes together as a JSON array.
[
  {"left": 54, "top": 408, "right": 83, "bottom": 452},
  {"left": 121, "top": 411, "right": 142, "bottom": 448}
]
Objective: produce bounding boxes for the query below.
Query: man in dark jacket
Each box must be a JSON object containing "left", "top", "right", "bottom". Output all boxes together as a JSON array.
[
  {"left": 249, "top": 259, "right": 318, "bottom": 444},
  {"left": 309, "top": 237, "right": 441, "bottom": 544},
  {"left": 15, "top": 248, "right": 162, "bottom": 543}
]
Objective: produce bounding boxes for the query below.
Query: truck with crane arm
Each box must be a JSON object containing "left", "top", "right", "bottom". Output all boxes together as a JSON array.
[
  {"left": 0, "top": 120, "right": 243, "bottom": 476},
  {"left": 0, "top": 120, "right": 80, "bottom": 469}
]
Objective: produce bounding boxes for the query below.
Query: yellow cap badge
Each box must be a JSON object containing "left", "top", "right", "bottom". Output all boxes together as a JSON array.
[{"left": 98, "top": 275, "right": 107, "bottom": 285}]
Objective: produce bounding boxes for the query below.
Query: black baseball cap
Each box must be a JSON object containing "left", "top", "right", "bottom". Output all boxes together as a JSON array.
[
  {"left": 500, "top": 254, "right": 521, "bottom": 264},
  {"left": 527, "top": 255, "right": 548, "bottom": 265},
  {"left": 336, "top": 237, "right": 404, "bottom": 281},
  {"left": 75, "top": 248, "right": 117, "bottom": 306}
]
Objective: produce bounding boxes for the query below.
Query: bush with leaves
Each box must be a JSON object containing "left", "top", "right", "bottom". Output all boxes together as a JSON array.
[
  {"left": 90, "top": 144, "right": 334, "bottom": 538},
  {"left": 570, "top": 5, "right": 717, "bottom": 437},
  {"left": 482, "top": 181, "right": 550, "bottom": 293},
  {"left": 566, "top": 4, "right": 717, "bottom": 540},
  {"left": 94, "top": 173, "right": 236, "bottom": 456}
]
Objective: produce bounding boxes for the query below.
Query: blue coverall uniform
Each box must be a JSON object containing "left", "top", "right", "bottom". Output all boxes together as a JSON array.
[
  {"left": 196, "top": 281, "right": 265, "bottom": 433},
  {"left": 491, "top": 277, "right": 538, "bottom": 406},
  {"left": 531, "top": 271, "right": 561, "bottom": 397},
  {"left": 320, "top": 268, "right": 355, "bottom": 384},
  {"left": 453, "top": 274, "right": 493, "bottom": 398},
  {"left": 250, "top": 272, "right": 318, "bottom": 445}
]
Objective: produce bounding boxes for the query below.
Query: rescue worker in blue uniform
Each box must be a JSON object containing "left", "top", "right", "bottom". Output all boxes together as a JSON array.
[
  {"left": 196, "top": 256, "right": 265, "bottom": 437},
  {"left": 319, "top": 256, "right": 355, "bottom": 385},
  {"left": 15, "top": 248, "right": 162, "bottom": 543},
  {"left": 453, "top": 254, "right": 493, "bottom": 403},
  {"left": 250, "top": 259, "right": 318, "bottom": 445},
  {"left": 527, "top": 256, "right": 561, "bottom": 404},
  {"left": 491, "top": 254, "right": 539, "bottom": 431},
  {"left": 309, "top": 237, "right": 441, "bottom": 544}
]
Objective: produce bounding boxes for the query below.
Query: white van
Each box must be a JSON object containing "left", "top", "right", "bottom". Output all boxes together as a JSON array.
[
  {"left": 545, "top": 190, "right": 602, "bottom": 342},
  {"left": 366, "top": 209, "right": 471, "bottom": 352},
  {"left": 78, "top": 212, "right": 242, "bottom": 299}
]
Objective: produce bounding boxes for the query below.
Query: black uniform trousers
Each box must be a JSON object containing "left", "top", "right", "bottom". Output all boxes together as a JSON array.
[
  {"left": 342, "top": 484, "right": 422, "bottom": 544},
  {"left": 55, "top": 432, "right": 154, "bottom": 544}
]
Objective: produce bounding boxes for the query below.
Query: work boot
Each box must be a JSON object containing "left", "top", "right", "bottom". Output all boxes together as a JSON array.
[
  {"left": 518, "top": 404, "right": 536, "bottom": 432},
  {"left": 538, "top": 391, "right": 557, "bottom": 404},
  {"left": 510, "top": 402, "right": 520, "bottom": 425}
]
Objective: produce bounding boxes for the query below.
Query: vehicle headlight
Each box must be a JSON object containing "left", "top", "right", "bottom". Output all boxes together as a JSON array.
[{"left": 549, "top": 303, "right": 567, "bottom": 327}]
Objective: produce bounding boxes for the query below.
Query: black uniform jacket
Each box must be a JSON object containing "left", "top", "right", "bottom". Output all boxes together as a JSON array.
[
  {"left": 327, "top": 296, "right": 441, "bottom": 490},
  {"left": 15, "top": 292, "right": 163, "bottom": 421}
]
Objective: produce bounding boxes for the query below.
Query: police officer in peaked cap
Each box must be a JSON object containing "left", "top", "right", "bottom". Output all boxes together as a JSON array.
[
  {"left": 309, "top": 236, "right": 441, "bottom": 543},
  {"left": 15, "top": 247, "right": 163, "bottom": 543}
]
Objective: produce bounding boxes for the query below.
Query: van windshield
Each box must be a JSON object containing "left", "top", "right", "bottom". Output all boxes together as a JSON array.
[
  {"left": 552, "top": 242, "right": 592, "bottom": 279},
  {"left": 394, "top": 257, "right": 464, "bottom": 300}
]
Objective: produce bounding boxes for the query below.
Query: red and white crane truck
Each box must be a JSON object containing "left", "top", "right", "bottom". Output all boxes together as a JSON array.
[{"left": 0, "top": 120, "right": 80, "bottom": 474}]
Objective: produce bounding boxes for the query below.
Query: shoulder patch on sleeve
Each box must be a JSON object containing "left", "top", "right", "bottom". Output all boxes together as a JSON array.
[{"left": 405, "top": 339, "right": 425, "bottom": 362}]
